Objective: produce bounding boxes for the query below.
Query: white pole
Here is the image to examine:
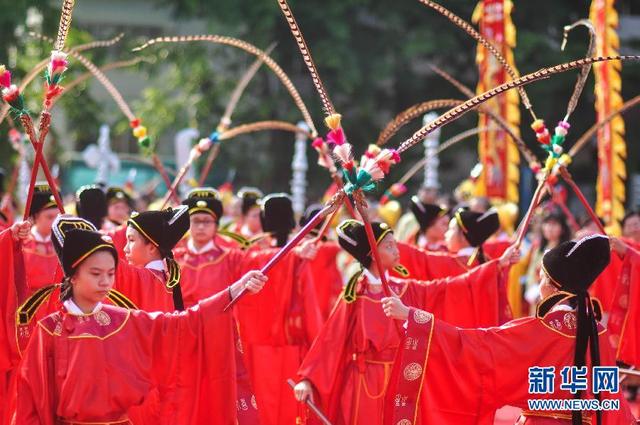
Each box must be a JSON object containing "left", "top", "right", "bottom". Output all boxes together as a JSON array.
[
  {"left": 291, "top": 121, "right": 309, "bottom": 217},
  {"left": 422, "top": 112, "right": 441, "bottom": 189}
]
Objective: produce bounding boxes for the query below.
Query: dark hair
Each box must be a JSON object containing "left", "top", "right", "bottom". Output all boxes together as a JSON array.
[{"left": 540, "top": 212, "right": 572, "bottom": 251}]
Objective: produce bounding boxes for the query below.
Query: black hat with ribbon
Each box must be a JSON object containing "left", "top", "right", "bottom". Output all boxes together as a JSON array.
[{"left": 182, "top": 187, "right": 223, "bottom": 223}]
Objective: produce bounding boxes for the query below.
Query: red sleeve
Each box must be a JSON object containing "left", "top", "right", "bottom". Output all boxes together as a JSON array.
[
  {"left": 401, "top": 260, "right": 511, "bottom": 328},
  {"left": 114, "top": 262, "right": 174, "bottom": 312},
  {"left": 610, "top": 247, "right": 640, "bottom": 367},
  {"left": 0, "top": 229, "right": 22, "bottom": 372},
  {"left": 104, "top": 224, "right": 128, "bottom": 260},
  {"left": 297, "top": 300, "right": 355, "bottom": 412},
  {"left": 15, "top": 325, "right": 55, "bottom": 425}
]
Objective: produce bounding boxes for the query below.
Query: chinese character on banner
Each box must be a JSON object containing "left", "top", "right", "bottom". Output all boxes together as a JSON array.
[
  {"left": 560, "top": 366, "right": 589, "bottom": 394},
  {"left": 528, "top": 366, "right": 555, "bottom": 394},
  {"left": 593, "top": 366, "right": 619, "bottom": 394}
]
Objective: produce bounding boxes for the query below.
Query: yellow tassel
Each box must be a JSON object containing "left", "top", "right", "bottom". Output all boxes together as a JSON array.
[
  {"left": 544, "top": 156, "right": 557, "bottom": 172},
  {"left": 324, "top": 113, "right": 342, "bottom": 130},
  {"left": 558, "top": 154, "right": 572, "bottom": 167},
  {"left": 133, "top": 126, "right": 147, "bottom": 138}
]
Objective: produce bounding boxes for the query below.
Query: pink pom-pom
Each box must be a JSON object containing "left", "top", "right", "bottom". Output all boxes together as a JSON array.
[
  {"left": 326, "top": 128, "right": 345, "bottom": 146},
  {"left": 0, "top": 69, "right": 11, "bottom": 88},
  {"left": 311, "top": 137, "right": 325, "bottom": 149},
  {"left": 390, "top": 183, "right": 407, "bottom": 197}
]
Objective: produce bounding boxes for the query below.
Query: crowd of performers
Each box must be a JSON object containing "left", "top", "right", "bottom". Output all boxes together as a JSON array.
[
  {"left": 1, "top": 0, "right": 640, "bottom": 423},
  {"left": 0, "top": 172, "right": 638, "bottom": 425}
]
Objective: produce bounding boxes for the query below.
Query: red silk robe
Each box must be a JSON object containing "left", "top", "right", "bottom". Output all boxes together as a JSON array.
[
  {"left": 298, "top": 241, "right": 343, "bottom": 320},
  {"left": 173, "top": 243, "right": 244, "bottom": 308},
  {"left": 16, "top": 290, "right": 239, "bottom": 425},
  {"left": 297, "top": 260, "right": 509, "bottom": 425},
  {"left": 173, "top": 240, "right": 260, "bottom": 423},
  {"left": 607, "top": 247, "right": 640, "bottom": 368},
  {"left": 385, "top": 306, "right": 636, "bottom": 425},
  {"left": 396, "top": 242, "right": 481, "bottom": 281},
  {"left": 21, "top": 236, "right": 62, "bottom": 296},
  {"left": 235, "top": 247, "right": 324, "bottom": 425}
]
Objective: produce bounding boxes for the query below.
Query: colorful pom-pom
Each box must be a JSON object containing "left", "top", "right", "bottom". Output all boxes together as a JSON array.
[
  {"left": 326, "top": 128, "right": 345, "bottom": 146},
  {"left": 311, "top": 137, "right": 325, "bottom": 149},
  {"left": 324, "top": 113, "right": 342, "bottom": 131},
  {"left": 531, "top": 119, "right": 546, "bottom": 133},
  {"left": 130, "top": 118, "right": 141, "bottom": 128},
  {"left": 390, "top": 183, "right": 407, "bottom": 197},
  {"left": 2, "top": 85, "right": 20, "bottom": 103},
  {"left": 138, "top": 136, "right": 151, "bottom": 149},
  {"left": 133, "top": 126, "right": 147, "bottom": 138},
  {"left": 0, "top": 66, "right": 11, "bottom": 88},
  {"left": 552, "top": 144, "right": 563, "bottom": 156},
  {"left": 558, "top": 154, "right": 572, "bottom": 166}
]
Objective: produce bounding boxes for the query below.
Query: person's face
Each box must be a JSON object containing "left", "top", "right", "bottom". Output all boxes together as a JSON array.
[
  {"left": 622, "top": 215, "right": 640, "bottom": 242},
  {"left": 71, "top": 250, "right": 116, "bottom": 305},
  {"left": 376, "top": 233, "right": 400, "bottom": 271},
  {"left": 34, "top": 208, "right": 58, "bottom": 236},
  {"left": 124, "top": 227, "right": 157, "bottom": 266},
  {"left": 244, "top": 207, "right": 262, "bottom": 233},
  {"left": 542, "top": 220, "right": 563, "bottom": 243},
  {"left": 108, "top": 200, "right": 131, "bottom": 224},
  {"left": 190, "top": 213, "right": 217, "bottom": 244},
  {"left": 425, "top": 215, "right": 448, "bottom": 242},
  {"left": 538, "top": 267, "right": 558, "bottom": 300},
  {"left": 444, "top": 218, "right": 467, "bottom": 253}
]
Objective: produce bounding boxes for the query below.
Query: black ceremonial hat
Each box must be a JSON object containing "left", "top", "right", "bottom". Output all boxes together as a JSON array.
[
  {"left": 182, "top": 187, "right": 223, "bottom": 222},
  {"left": 260, "top": 193, "right": 295, "bottom": 247},
  {"left": 238, "top": 187, "right": 263, "bottom": 215},
  {"left": 542, "top": 234, "right": 611, "bottom": 293},
  {"left": 127, "top": 205, "right": 190, "bottom": 258},
  {"left": 453, "top": 208, "right": 500, "bottom": 247},
  {"left": 337, "top": 219, "right": 393, "bottom": 268},
  {"left": 75, "top": 185, "right": 108, "bottom": 229},
  {"left": 410, "top": 196, "right": 446, "bottom": 232},
  {"left": 30, "top": 182, "right": 58, "bottom": 217}
]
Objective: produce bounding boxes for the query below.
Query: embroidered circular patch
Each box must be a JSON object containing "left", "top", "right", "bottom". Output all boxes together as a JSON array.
[
  {"left": 413, "top": 310, "right": 432, "bottom": 324},
  {"left": 403, "top": 362, "right": 423, "bottom": 381},
  {"left": 563, "top": 312, "right": 577, "bottom": 330},
  {"left": 94, "top": 310, "right": 112, "bottom": 326}
]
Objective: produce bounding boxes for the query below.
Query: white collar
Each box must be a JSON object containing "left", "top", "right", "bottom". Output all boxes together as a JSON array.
[
  {"left": 187, "top": 238, "right": 215, "bottom": 255},
  {"left": 31, "top": 226, "right": 51, "bottom": 243},
  {"left": 457, "top": 246, "right": 476, "bottom": 257},
  {"left": 64, "top": 299, "right": 103, "bottom": 315},
  {"left": 145, "top": 259, "right": 166, "bottom": 272},
  {"left": 362, "top": 268, "right": 390, "bottom": 286}
]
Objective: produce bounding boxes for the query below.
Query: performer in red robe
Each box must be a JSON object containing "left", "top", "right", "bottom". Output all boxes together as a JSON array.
[
  {"left": 174, "top": 188, "right": 250, "bottom": 307},
  {"left": 292, "top": 219, "right": 517, "bottom": 425},
  {"left": 383, "top": 234, "right": 636, "bottom": 425},
  {"left": 174, "top": 187, "right": 260, "bottom": 423},
  {"left": 14, "top": 222, "right": 268, "bottom": 425},
  {"left": 102, "top": 186, "right": 133, "bottom": 231},
  {"left": 235, "top": 187, "right": 264, "bottom": 239},
  {"left": 117, "top": 205, "right": 191, "bottom": 312},
  {"left": 607, "top": 239, "right": 640, "bottom": 370},
  {"left": 21, "top": 183, "right": 62, "bottom": 295},
  {"left": 405, "top": 196, "right": 448, "bottom": 251},
  {"left": 296, "top": 203, "right": 343, "bottom": 320},
  {"left": 396, "top": 207, "right": 503, "bottom": 281},
  {"left": 235, "top": 193, "right": 324, "bottom": 425},
  {"left": 75, "top": 185, "right": 108, "bottom": 230}
]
